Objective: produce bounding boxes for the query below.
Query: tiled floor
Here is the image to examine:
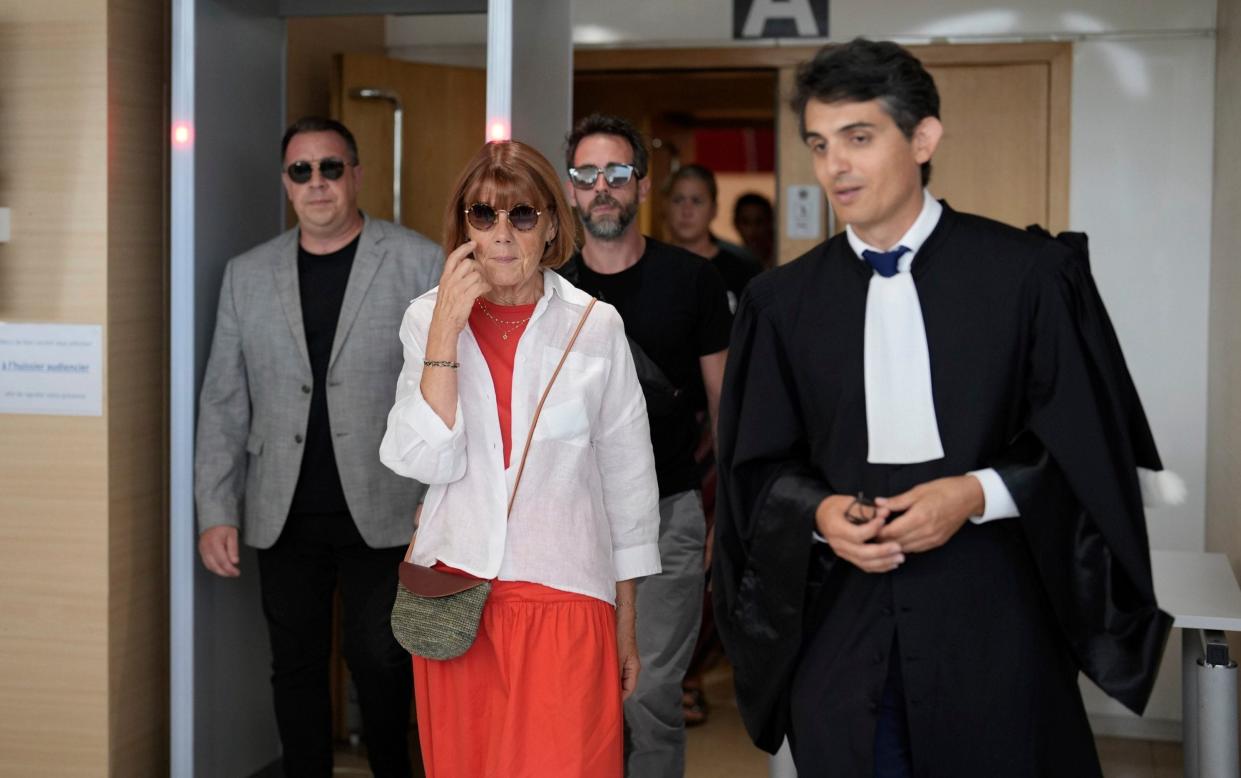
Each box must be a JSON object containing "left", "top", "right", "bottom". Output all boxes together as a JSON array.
[
  {"left": 684, "top": 662, "right": 1185, "bottom": 778},
  {"left": 332, "top": 662, "right": 1185, "bottom": 776}
]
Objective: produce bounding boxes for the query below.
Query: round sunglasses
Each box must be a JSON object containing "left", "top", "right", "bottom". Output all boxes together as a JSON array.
[
  {"left": 285, "top": 157, "right": 353, "bottom": 184},
  {"left": 567, "top": 163, "right": 638, "bottom": 190},
  {"left": 464, "top": 202, "right": 543, "bottom": 232}
]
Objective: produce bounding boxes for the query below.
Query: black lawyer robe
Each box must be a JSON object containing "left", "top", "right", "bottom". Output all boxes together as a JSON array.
[{"left": 712, "top": 204, "right": 1171, "bottom": 775}]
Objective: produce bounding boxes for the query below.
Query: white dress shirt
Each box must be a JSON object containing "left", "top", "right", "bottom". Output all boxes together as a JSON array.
[
  {"left": 379, "top": 270, "right": 662, "bottom": 604},
  {"left": 846, "top": 190, "right": 1017, "bottom": 523}
]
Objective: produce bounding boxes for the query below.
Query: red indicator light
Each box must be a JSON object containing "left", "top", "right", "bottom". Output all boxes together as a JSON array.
[{"left": 172, "top": 122, "right": 193, "bottom": 147}]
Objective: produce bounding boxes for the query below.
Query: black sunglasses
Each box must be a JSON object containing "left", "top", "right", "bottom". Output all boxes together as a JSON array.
[
  {"left": 285, "top": 157, "right": 352, "bottom": 184},
  {"left": 465, "top": 202, "right": 543, "bottom": 232},
  {"left": 568, "top": 163, "right": 638, "bottom": 190}
]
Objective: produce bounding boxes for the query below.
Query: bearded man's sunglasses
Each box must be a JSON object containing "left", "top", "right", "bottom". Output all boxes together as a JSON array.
[{"left": 567, "top": 163, "right": 639, "bottom": 190}]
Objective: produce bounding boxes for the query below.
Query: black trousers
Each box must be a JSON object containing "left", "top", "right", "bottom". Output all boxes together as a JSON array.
[
  {"left": 873, "top": 637, "right": 913, "bottom": 778},
  {"left": 789, "top": 634, "right": 913, "bottom": 778},
  {"left": 257, "top": 511, "right": 412, "bottom": 778}
]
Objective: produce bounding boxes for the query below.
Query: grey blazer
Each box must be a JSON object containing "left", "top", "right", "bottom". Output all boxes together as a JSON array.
[{"left": 195, "top": 215, "right": 444, "bottom": 549}]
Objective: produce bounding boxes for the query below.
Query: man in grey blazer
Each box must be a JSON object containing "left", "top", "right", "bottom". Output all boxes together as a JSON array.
[{"left": 195, "top": 117, "right": 442, "bottom": 778}]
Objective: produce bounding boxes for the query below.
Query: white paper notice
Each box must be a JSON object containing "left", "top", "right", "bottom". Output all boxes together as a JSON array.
[
  {"left": 786, "top": 184, "right": 823, "bottom": 240},
  {"left": 0, "top": 323, "right": 103, "bottom": 416}
]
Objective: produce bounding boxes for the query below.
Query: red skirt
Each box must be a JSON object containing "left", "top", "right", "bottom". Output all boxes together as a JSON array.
[{"left": 412, "top": 580, "right": 623, "bottom": 778}]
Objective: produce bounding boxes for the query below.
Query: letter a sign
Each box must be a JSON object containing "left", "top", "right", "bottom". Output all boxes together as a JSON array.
[{"left": 734, "top": 0, "right": 829, "bottom": 40}]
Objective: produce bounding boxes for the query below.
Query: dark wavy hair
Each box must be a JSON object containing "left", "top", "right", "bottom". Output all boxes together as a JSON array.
[
  {"left": 564, "top": 113, "right": 649, "bottom": 179},
  {"left": 281, "top": 116, "right": 360, "bottom": 164},
  {"left": 791, "top": 39, "right": 940, "bottom": 186},
  {"left": 733, "top": 192, "right": 773, "bottom": 221}
]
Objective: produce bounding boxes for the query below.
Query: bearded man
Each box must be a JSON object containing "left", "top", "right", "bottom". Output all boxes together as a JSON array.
[{"left": 557, "top": 114, "right": 732, "bottom": 778}]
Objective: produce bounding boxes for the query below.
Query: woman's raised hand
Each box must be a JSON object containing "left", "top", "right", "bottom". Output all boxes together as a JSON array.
[
  {"left": 421, "top": 241, "right": 483, "bottom": 427},
  {"left": 431, "top": 241, "right": 490, "bottom": 336}
]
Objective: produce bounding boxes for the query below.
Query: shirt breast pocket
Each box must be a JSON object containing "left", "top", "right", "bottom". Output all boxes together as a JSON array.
[{"left": 533, "top": 346, "right": 606, "bottom": 447}]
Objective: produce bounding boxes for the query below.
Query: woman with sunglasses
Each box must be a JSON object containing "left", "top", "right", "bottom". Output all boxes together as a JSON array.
[{"left": 380, "top": 140, "right": 661, "bottom": 778}]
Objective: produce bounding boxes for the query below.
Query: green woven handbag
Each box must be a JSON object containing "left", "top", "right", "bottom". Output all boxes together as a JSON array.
[
  {"left": 391, "top": 564, "right": 491, "bottom": 660},
  {"left": 390, "top": 298, "right": 597, "bottom": 661}
]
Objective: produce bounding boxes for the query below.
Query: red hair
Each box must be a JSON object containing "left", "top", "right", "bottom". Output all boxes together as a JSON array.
[{"left": 442, "top": 140, "right": 578, "bottom": 269}]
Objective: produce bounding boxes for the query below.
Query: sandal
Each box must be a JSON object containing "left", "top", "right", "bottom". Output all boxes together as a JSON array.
[{"left": 682, "top": 687, "right": 709, "bottom": 727}]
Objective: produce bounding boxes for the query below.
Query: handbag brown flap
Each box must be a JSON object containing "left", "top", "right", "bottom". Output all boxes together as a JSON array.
[{"left": 398, "top": 562, "right": 488, "bottom": 598}]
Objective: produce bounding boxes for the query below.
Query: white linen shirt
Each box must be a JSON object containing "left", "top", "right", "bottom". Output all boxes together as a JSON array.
[{"left": 379, "top": 270, "right": 662, "bottom": 604}]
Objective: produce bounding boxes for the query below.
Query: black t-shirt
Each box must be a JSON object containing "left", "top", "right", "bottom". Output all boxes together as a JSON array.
[
  {"left": 710, "top": 240, "right": 764, "bottom": 312},
  {"left": 561, "top": 238, "right": 732, "bottom": 496},
  {"left": 288, "top": 233, "right": 360, "bottom": 517}
]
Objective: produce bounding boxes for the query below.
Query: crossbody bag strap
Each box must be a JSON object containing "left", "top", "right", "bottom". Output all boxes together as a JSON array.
[{"left": 507, "top": 297, "right": 597, "bottom": 516}]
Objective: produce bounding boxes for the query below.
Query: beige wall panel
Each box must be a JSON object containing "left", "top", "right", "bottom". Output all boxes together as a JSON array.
[
  {"left": 0, "top": 0, "right": 167, "bottom": 772},
  {"left": 105, "top": 489, "right": 167, "bottom": 774},
  {"left": 0, "top": 21, "right": 108, "bottom": 322},
  {"left": 0, "top": 1, "right": 112, "bottom": 22},
  {"left": 106, "top": 0, "right": 168, "bottom": 773},
  {"left": 1208, "top": 0, "right": 1241, "bottom": 576},
  {"left": 0, "top": 423, "right": 108, "bottom": 777},
  {"left": 0, "top": 6, "right": 111, "bottom": 774}
]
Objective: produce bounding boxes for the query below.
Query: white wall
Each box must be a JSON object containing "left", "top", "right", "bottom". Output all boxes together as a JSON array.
[
  {"left": 1070, "top": 37, "right": 1215, "bottom": 557},
  {"left": 386, "top": 0, "right": 1214, "bottom": 48},
  {"left": 583, "top": 0, "right": 1214, "bottom": 42},
  {"left": 386, "top": 0, "right": 1220, "bottom": 735},
  {"left": 1068, "top": 35, "right": 1216, "bottom": 732},
  {"left": 804, "top": 1, "right": 1212, "bottom": 40},
  {"left": 387, "top": 13, "right": 487, "bottom": 67}
]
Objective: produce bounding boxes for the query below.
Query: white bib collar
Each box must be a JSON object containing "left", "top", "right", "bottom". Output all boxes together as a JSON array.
[{"left": 847, "top": 191, "right": 946, "bottom": 465}]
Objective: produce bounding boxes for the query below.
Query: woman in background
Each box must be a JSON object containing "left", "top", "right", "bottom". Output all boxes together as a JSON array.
[{"left": 663, "top": 163, "right": 763, "bottom": 313}]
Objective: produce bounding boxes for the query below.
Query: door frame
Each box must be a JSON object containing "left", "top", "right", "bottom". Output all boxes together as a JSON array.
[{"left": 576, "top": 43, "right": 1071, "bottom": 262}]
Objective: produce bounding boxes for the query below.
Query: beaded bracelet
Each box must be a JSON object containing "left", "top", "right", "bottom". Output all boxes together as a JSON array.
[{"left": 423, "top": 359, "right": 459, "bottom": 369}]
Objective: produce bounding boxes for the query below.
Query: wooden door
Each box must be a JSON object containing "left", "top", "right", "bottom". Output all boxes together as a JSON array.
[
  {"left": 925, "top": 57, "right": 1067, "bottom": 232},
  {"left": 332, "top": 54, "right": 486, "bottom": 242},
  {"left": 578, "top": 43, "right": 1070, "bottom": 265},
  {"left": 777, "top": 43, "right": 1070, "bottom": 262},
  {"left": 574, "top": 69, "right": 779, "bottom": 243}
]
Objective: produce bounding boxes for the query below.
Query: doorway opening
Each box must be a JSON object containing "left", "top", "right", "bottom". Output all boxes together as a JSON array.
[{"left": 574, "top": 68, "right": 778, "bottom": 268}]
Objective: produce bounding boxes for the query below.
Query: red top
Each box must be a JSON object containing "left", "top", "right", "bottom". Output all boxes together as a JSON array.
[{"left": 468, "top": 299, "right": 536, "bottom": 468}]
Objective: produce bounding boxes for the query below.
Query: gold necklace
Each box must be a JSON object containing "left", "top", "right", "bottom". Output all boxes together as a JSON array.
[{"left": 476, "top": 298, "right": 531, "bottom": 341}]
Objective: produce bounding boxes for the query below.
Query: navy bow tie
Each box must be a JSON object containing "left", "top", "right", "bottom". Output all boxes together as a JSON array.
[{"left": 862, "top": 246, "right": 911, "bottom": 278}]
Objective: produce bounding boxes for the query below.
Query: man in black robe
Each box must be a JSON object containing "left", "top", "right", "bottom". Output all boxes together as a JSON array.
[{"left": 713, "top": 39, "right": 1171, "bottom": 777}]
